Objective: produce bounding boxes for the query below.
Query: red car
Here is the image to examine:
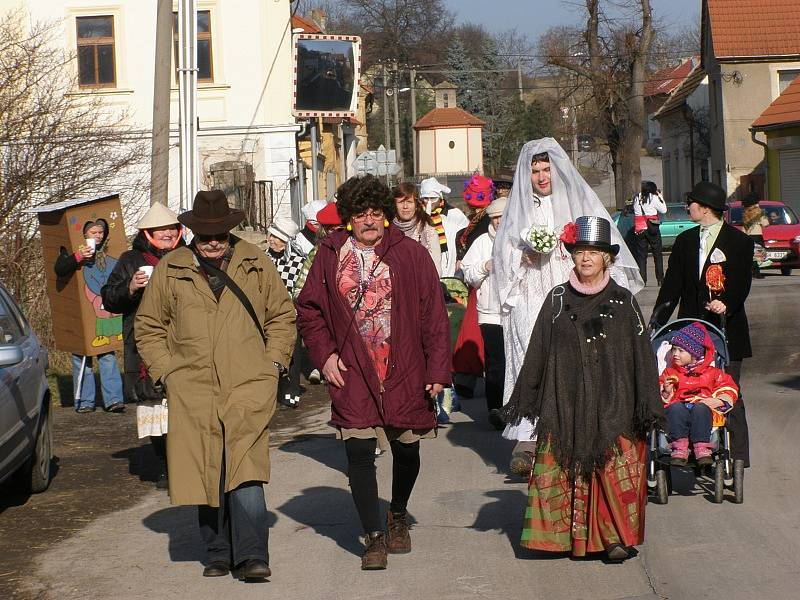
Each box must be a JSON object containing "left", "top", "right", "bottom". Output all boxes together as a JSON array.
[{"left": 726, "top": 200, "right": 800, "bottom": 276}]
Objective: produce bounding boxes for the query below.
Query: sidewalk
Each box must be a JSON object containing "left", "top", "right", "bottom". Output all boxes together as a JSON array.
[{"left": 19, "top": 396, "right": 661, "bottom": 600}]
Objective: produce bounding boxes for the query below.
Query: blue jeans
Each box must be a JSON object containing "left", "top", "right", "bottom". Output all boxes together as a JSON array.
[
  {"left": 198, "top": 477, "right": 269, "bottom": 567},
  {"left": 71, "top": 353, "right": 123, "bottom": 409},
  {"left": 666, "top": 402, "right": 712, "bottom": 443}
]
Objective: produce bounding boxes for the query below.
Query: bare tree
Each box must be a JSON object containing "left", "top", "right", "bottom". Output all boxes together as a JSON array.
[
  {"left": 0, "top": 12, "right": 149, "bottom": 348},
  {"left": 544, "top": 0, "right": 655, "bottom": 208}
]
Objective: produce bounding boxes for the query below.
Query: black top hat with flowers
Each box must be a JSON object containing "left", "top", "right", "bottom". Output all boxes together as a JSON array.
[{"left": 562, "top": 215, "right": 620, "bottom": 256}]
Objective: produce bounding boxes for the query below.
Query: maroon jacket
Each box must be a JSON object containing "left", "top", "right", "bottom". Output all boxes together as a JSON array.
[{"left": 296, "top": 225, "right": 452, "bottom": 430}]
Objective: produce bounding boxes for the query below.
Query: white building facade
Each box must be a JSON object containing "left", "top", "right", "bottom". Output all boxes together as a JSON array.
[{"left": 3, "top": 0, "right": 301, "bottom": 225}]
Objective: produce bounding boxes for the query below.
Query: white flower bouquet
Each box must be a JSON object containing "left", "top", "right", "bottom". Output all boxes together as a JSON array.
[{"left": 521, "top": 225, "right": 558, "bottom": 254}]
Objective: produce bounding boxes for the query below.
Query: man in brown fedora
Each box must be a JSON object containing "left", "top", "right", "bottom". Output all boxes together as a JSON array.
[
  {"left": 651, "top": 181, "right": 754, "bottom": 474},
  {"left": 136, "top": 190, "right": 296, "bottom": 581}
]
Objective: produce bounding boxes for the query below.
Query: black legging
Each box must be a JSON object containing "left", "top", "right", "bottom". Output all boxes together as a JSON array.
[
  {"left": 636, "top": 226, "right": 664, "bottom": 285},
  {"left": 479, "top": 324, "right": 505, "bottom": 411},
  {"left": 344, "top": 437, "right": 421, "bottom": 534}
]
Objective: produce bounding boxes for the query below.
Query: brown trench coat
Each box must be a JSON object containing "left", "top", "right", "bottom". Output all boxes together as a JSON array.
[{"left": 135, "top": 238, "right": 296, "bottom": 506}]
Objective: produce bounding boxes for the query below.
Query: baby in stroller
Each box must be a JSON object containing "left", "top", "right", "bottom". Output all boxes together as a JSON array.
[{"left": 659, "top": 322, "right": 739, "bottom": 467}]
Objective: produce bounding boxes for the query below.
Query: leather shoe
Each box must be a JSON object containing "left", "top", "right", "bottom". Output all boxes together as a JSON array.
[
  {"left": 606, "top": 544, "right": 630, "bottom": 563},
  {"left": 235, "top": 559, "right": 271, "bottom": 581},
  {"left": 202, "top": 561, "right": 230, "bottom": 577}
]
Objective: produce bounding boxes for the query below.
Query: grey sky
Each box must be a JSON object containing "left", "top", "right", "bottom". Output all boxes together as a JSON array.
[{"left": 444, "top": 0, "right": 700, "bottom": 38}]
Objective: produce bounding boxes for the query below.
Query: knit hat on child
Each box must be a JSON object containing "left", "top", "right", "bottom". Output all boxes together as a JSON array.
[{"left": 670, "top": 322, "right": 710, "bottom": 360}]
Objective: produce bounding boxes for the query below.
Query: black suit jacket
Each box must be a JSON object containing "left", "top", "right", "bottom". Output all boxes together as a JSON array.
[{"left": 651, "top": 222, "right": 754, "bottom": 360}]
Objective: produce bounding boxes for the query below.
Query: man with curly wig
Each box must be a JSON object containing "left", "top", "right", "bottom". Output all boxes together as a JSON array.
[{"left": 296, "top": 175, "right": 452, "bottom": 571}]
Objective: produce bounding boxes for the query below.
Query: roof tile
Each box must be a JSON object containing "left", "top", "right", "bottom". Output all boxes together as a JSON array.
[
  {"left": 413, "top": 107, "right": 485, "bottom": 130},
  {"left": 752, "top": 74, "right": 800, "bottom": 128},
  {"left": 708, "top": 0, "right": 800, "bottom": 58},
  {"left": 645, "top": 57, "right": 697, "bottom": 97}
]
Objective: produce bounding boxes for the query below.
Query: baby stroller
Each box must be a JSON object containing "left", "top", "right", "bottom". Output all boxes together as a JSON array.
[{"left": 647, "top": 318, "right": 744, "bottom": 505}]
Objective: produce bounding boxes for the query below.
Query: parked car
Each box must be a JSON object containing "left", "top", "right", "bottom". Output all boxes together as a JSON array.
[
  {"left": 727, "top": 200, "right": 800, "bottom": 276},
  {"left": 577, "top": 133, "right": 596, "bottom": 152},
  {"left": 646, "top": 137, "right": 662, "bottom": 156},
  {"left": 0, "top": 282, "right": 53, "bottom": 493},
  {"left": 612, "top": 202, "right": 696, "bottom": 250}
]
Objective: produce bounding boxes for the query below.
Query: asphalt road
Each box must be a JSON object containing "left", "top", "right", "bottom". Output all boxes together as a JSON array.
[{"left": 3, "top": 268, "right": 799, "bottom": 600}]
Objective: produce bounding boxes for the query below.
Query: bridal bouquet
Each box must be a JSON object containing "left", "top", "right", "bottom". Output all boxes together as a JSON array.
[{"left": 521, "top": 225, "right": 558, "bottom": 254}]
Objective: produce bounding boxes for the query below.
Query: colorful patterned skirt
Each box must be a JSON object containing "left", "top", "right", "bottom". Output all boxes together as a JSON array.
[{"left": 521, "top": 436, "right": 647, "bottom": 556}]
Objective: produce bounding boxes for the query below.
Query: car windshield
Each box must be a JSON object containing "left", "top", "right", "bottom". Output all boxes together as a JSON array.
[
  {"left": 664, "top": 204, "right": 689, "bottom": 221},
  {"left": 729, "top": 205, "right": 799, "bottom": 225}
]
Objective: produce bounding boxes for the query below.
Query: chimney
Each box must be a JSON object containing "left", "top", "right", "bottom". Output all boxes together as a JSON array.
[{"left": 308, "top": 9, "right": 327, "bottom": 33}]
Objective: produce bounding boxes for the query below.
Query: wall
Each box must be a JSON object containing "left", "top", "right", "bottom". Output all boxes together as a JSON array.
[
  {"left": 765, "top": 126, "right": 800, "bottom": 202},
  {"left": 706, "top": 47, "right": 800, "bottom": 198},
  {"left": 3, "top": 0, "right": 299, "bottom": 220}
]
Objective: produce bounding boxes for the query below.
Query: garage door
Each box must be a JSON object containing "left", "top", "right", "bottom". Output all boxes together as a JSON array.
[{"left": 779, "top": 149, "right": 800, "bottom": 212}]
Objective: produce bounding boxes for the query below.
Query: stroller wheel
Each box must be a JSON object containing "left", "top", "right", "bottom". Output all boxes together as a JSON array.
[
  {"left": 732, "top": 459, "right": 744, "bottom": 504},
  {"left": 713, "top": 460, "right": 725, "bottom": 503},
  {"left": 655, "top": 468, "right": 669, "bottom": 504}
]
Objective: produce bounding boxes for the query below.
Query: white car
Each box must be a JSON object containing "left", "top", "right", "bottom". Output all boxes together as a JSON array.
[{"left": 0, "top": 282, "right": 53, "bottom": 493}]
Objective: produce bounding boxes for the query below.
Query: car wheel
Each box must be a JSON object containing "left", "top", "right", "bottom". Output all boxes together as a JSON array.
[
  {"left": 780, "top": 267, "right": 792, "bottom": 276},
  {"left": 27, "top": 403, "right": 54, "bottom": 493}
]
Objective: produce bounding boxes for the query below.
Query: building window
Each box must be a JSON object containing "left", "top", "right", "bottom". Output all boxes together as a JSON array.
[
  {"left": 173, "top": 11, "right": 213, "bottom": 82},
  {"left": 778, "top": 69, "right": 800, "bottom": 93},
  {"left": 76, "top": 16, "right": 116, "bottom": 88},
  {"left": 443, "top": 93, "right": 449, "bottom": 108}
]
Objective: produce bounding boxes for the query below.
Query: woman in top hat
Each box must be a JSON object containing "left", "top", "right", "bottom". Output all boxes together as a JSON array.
[
  {"left": 651, "top": 181, "right": 754, "bottom": 471},
  {"left": 101, "top": 203, "right": 184, "bottom": 488},
  {"left": 504, "top": 215, "right": 664, "bottom": 562}
]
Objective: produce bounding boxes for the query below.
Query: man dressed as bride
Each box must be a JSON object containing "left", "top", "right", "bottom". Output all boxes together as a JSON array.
[{"left": 491, "top": 138, "right": 643, "bottom": 475}]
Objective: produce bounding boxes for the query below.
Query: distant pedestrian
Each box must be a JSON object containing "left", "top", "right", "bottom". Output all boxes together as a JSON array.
[
  {"left": 461, "top": 196, "right": 507, "bottom": 430},
  {"left": 392, "top": 182, "right": 442, "bottom": 274},
  {"left": 101, "top": 202, "right": 184, "bottom": 489},
  {"left": 419, "top": 177, "right": 468, "bottom": 277},
  {"left": 741, "top": 192, "right": 770, "bottom": 278},
  {"left": 503, "top": 215, "right": 663, "bottom": 562},
  {"left": 651, "top": 181, "right": 753, "bottom": 470},
  {"left": 136, "top": 190, "right": 296, "bottom": 581},
  {"left": 266, "top": 217, "right": 305, "bottom": 408},
  {"left": 296, "top": 199, "right": 327, "bottom": 256},
  {"left": 633, "top": 180, "right": 667, "bottom": 285},
  {"left": 296, "top": 175, "right": 451, "bottom": 571},
  {"left": 55, "top": 219, "right": 124, "bottom": 414}
]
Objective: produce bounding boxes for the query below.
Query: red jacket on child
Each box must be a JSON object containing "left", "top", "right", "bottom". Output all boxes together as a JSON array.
[{"left": 659, "top": 330, "right": 738, "bottom": 412}]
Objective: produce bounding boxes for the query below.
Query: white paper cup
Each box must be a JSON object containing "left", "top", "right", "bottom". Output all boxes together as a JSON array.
[
  {"left": 139, "top": 265, "right": 154, "bottom": 279},
  {"left": 85, "top": 238, "right": 96, "bottom": 250}
]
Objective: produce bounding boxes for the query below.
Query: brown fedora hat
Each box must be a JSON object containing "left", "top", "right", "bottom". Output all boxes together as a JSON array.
[{"left": 178, "top": 190, "right": 244, "bottom": 234}]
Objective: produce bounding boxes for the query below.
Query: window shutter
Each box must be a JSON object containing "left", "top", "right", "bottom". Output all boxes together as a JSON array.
[{"left": 779, "top": 149, "right": 800, "bottom": 211}]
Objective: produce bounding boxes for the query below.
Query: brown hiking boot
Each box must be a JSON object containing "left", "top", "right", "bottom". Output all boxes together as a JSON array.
[
  {"left": 386, "top": 511, "right": 411, "bottom": 554},
  {"left": 361, "top": 531, "right": 388, "bottom": 570}
]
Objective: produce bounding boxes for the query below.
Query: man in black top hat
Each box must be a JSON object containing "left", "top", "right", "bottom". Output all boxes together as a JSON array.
[{"left": 650, "top": 181, "right": 753, "bottom": 470}]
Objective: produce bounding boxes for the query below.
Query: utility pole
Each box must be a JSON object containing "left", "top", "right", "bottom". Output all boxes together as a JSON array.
[
  {"left": 150, "top": 0, "right": 172, "bottom": 206},
  {"left": 382, "top": 63, "right": 391, "bottom": 151},
  {"left": 392, "top": 60, "right": 402, "bottom": 173},
  {"left": 177, "top": 0, "right": 198, "bottom": 211},
  {"left": 410, "top": 67, "right": 417, "bottom": 175},
  {"left": 517, "top": 62, "right": 523, "bottom": 102}
]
